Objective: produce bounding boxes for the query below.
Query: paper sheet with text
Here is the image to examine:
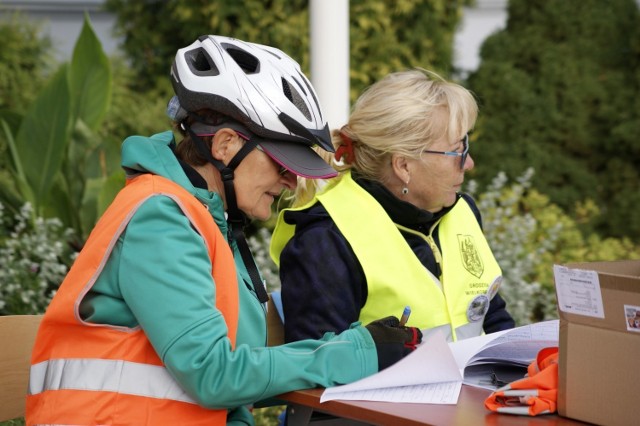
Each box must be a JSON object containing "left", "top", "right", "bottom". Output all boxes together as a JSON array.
[
  {"left": 321, "top": 330, "right": 462, "bottom": 403},
  {"left": 321, "top": 320, "right": 559, "bottom": 404}
]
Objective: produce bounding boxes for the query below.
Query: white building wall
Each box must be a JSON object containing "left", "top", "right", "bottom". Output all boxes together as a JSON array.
[{"left": 455, "top": 0, "right": 508, "bottom": 75}]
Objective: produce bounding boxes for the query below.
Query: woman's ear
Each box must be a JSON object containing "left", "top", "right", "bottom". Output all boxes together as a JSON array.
[
  {"left": 390, "top": 153, "right": 412, "bottom": 184},
  {"left": 211, "top": 128, "right": 242, "bottom": 163}
]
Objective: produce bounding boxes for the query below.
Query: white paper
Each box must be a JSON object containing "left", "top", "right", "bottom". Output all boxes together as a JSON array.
[
  {"left": 321, "top": 320, "right": 559, "bottom": 404},
  {"left": 452, "top": 320, "right": 559, "bottom": 389},
  {"left": 452, "top": 320, "right": 559, "bottom": 368},
  {"left": 321, "top": 330, "right": 463, "bottom": 403},
  {"left": 321, "top": 381, "right": 462, "bottom": 404},
  {"left": 553, "top": 265, "right": 605, "bottom": 318}
]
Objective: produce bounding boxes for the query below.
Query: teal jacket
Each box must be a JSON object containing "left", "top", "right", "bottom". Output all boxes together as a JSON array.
[{"left": 80, "top": 131, "right": 377, "bottom": 425}]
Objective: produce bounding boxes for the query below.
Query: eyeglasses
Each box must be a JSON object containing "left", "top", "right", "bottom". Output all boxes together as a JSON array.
[
  {"left": 256, "top": 145, "right": 289, "bottom": 176},
  {"left": 422, "top": 133, "right": 469, "bottom": 170}
]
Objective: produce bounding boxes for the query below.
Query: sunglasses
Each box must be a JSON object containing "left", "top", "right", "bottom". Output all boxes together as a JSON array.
[
  {"left": 196, "top": 128, "right": 290, "bottom": 176},
  {"left": 256, "top": 145, "right": 289, "bottom": 176}
]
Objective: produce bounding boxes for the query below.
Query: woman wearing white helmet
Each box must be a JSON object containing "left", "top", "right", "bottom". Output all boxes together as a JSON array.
[{"left": 26, "top": 35, "right": 422, "bottom": 425}]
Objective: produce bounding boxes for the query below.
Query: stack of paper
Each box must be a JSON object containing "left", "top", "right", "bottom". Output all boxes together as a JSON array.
[{"left": 321, "top": 320, "right": 559, "bottom": 404}]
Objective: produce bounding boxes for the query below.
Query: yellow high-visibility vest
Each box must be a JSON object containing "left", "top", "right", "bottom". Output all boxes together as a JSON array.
[{"left": 272, "top": 172, "right": 501, "bottom": 341}]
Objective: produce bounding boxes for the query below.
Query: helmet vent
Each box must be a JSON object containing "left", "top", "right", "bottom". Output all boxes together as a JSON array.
[
  {"left": 224, "top": 46, "right": 260, "bottom": 74},
  {"left": 297, "top": 70, "right": 322, "bottom": 120},
  {"left": 186, "top": 48, "right": 219, "bottom": 76},
  {"left": 282, "top": 78, "right": 311, "bottom": 121}
]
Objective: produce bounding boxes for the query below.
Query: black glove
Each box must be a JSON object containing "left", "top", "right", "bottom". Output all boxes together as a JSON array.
[{"left": 365, "top": 316, "right": 423, "bottom": 371}]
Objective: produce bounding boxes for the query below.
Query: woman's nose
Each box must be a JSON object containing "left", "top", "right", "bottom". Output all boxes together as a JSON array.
[{"left": 464, "top": 153, "right": 475, "bottom": 171}]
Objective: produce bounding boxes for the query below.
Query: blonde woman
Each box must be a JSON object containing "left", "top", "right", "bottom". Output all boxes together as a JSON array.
[{"left": 271, "top": 69, "right": 514, "bottom": 344}]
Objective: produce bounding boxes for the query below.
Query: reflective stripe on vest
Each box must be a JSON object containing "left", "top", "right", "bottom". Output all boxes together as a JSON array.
[
  {"left": 29, "top": 359, "right": 196, "bottom": 404},
  {"left": 271, "top": 171, "right": 501, "bottom": 341},
  {"left": 27, "top": 174, "right": 238, "bottom": 425}
]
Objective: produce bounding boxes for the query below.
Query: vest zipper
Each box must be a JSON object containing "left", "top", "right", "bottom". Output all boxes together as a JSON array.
[
  {"left": 427, "top": 221, "right": 443, "bottom": 270},
  {"left": 395, "top": 220, "right": 444, "bottom": 277}
]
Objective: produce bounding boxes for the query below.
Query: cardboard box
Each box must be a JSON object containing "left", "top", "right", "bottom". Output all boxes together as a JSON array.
[{"left": 553, "top": 260, "right": 640, "bottom": 426}]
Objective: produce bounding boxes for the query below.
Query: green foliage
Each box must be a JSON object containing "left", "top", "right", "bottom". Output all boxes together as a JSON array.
[
  {"left": 0, "top": 15, "right": 120, "bottom": 242},
  {"left": 468, "top": 170, "right": 559, "bottom": 324},
  {"left": 252, "top": 405, "right": 284, "bottom": 426},
  {"left": 520, "top": 187, "right": 640, "bottom": 289},
  {"left": 104, "top": 0, "right": 471, "bottom": 98},
  {"left": 0, "top": 13, "right": 54, "bottom": 215},
  {"left": 0, "top": 12, "right": 54, "bottom": 113},
  {"left": 101, "top": 56, "right": 170, "bottom": 144},
  {"left": 0, "top": 419, "right": 24, "bottom": 426},
  {"left": 14, "top": 64, "right": 71, "bottom": 207},
  {"left": 349, "top": 0, "right": 471, "bottom": 98},
  {"left": 69, "top": 20, "right": 112, "bottom": 130},
  {"left": 466, "top": 0, "right": 640, "bottom": 239},
  {"left": 0, "top": 202, "right": 77, "bottom": 315},
  {"left": 105, "top": 0, "right": 308, "bottom": 93},
  {"left": 468, "top": 169, "right": 640, "bottom": 325}
]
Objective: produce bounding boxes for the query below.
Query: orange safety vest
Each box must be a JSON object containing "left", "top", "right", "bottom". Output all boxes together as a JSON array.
[
  {"left": 485, "top": 347, "right": 559, "bottom": 416},
  {"left": 26, "top": 174, "right": 239, "bottom": 426}
]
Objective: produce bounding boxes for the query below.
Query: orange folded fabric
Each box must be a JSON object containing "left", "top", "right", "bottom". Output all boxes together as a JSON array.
[{"left": 485, "top": 346, "right": 559, "bottom": 416}]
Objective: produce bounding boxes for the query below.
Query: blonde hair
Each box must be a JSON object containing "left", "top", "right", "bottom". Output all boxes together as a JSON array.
[{"left": 293, "top": 68, "right": 478, "bottom": 205}]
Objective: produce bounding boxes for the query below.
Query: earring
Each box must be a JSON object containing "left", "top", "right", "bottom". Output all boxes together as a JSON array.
[{"left": 401, "top": 178, "right": 410, "bottom": 195}]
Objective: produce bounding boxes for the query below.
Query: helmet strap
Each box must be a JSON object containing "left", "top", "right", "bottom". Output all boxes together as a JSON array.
[{"left": 186, "top": 126, "right": 270, "bottom": 304}]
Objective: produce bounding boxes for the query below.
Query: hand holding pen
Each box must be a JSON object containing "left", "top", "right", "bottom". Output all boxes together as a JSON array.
[
  {"left": 399, "top": 306, "right": 411, "bottom": 326},
  {"left": 365, "top": 312, "right": 422, "bottom": 370}
]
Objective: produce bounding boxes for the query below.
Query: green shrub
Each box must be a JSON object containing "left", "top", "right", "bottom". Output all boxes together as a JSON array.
[
  {"left": 469, "top": 169, "right": 640, "bottom": 325},
  {"left": 466, "top": 0, "right": 640, "bottom": 239},
  {"left": 0, "top": 202, "right": 76, "bottom": 315},
  {"left": 105, "top": 0, "right": 472, "bottom": 97}
]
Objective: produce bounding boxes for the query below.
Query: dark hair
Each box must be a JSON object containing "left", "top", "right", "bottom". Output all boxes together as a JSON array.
[{"left": 174, "top": 109, "right": 226, "bottom": 166}]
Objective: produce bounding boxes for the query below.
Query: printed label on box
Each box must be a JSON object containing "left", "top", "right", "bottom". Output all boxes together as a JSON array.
[
  {"left": 624, "top": 305, "right": 640, "bottom": 332},
  {"left": 553, "top": 265, "right": 605, "bottom": 318}
]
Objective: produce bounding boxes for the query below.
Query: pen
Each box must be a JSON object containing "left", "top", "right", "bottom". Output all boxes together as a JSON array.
[{"left": 399, "top": 306, "right": 411, "bottom": 326}]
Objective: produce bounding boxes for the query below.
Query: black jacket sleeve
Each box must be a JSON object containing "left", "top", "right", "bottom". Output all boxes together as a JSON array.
[
  {"left": 279, "top": 205, "right": 367, "bottom": 342},
  {"left": 483, "top": 293, "right": 515, "bottom": 333}
]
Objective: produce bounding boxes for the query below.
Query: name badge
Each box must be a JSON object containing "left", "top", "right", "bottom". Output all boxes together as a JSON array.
[{"left": 467, "top": 294, "right": 490, "bottom": 322}]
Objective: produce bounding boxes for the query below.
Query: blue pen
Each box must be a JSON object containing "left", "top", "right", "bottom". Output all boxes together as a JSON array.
[{"left": 399, "top": 306, "right": 411, "bottom": 326}]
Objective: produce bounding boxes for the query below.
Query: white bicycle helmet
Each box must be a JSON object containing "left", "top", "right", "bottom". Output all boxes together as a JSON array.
[
  {"left": 170, "top": 35, "right": 332, "bottom": 153},
  {"left": 169, "top": 36, "right": 338, "bottom": 304}
]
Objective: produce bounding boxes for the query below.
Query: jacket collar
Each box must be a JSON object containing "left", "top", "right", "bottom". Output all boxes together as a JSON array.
[{"left": 353, "top": 173, "right": 455, "bottom": 231}]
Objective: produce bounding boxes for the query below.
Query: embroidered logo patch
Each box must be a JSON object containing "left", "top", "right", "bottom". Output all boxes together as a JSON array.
[{"left": 458, "top": 234, "right": 483, "bottom": 278}]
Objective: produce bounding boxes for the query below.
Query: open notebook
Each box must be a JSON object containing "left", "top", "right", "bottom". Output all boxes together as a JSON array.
[{"left": 321, "top": 320, "right": 559, "bottom": 404}]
